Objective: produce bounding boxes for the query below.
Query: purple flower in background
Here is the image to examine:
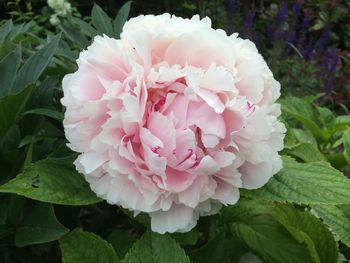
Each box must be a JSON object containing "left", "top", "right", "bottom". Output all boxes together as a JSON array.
[
  {"left": 315, "top": 26, "right": 330, "bottom": 53},
  {"left": 288, "top": 1, "right": 302, "bottom": 44},
  {"left": 298, "top": 14, "right": 311, "bottom": 54},
  {"left": 322, "top": 48, "right": 339, "bottom": 93},
  {"left": 242, "top": 10, "right": 254, "bottom": 39},
  {"left": 275, "top": 2, "right": 288, "bottom": 41},
  {"left": 228, "top": 0, "right": 236, "bottom": 15}
]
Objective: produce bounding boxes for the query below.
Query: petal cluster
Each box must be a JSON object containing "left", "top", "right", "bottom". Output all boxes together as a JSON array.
[{"left": 61, "top": 14, "right": 286, "bottom": 233}]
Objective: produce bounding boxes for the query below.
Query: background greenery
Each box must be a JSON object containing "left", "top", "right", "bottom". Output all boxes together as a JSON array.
[{"left": 0, "top": 0, "right": 349, "bottom": 262}]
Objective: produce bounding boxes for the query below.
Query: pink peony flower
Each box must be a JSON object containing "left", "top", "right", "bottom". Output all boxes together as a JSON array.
[{"left": 61, "top": 14, "right": 286, "bottom": 233}]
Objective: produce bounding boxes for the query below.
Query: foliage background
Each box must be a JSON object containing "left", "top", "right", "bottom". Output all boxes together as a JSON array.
[{"left": 0, "top": 0, "right": 349, "bottom": 262}]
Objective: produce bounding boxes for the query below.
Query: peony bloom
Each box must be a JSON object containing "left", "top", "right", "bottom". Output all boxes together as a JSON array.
[{"left": 61, "top": 14, "right": 285, "bottom": 233}]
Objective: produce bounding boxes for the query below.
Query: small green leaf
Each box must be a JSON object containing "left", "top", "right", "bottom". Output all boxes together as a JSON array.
[
  {"left": 70, "top": 17, "right": 98, "bottom": 37},
  {"left": 113, "top": 1, "right": 132, "bottom": 38},
  {"left": 312, "top": 204, "right": 350, "bottom": 247},
  {"left": 0, "top": 45, "right": 21, "bottom": 98},
  {"left": 60, "top": 230, "right": 119, "bottom": 263},
  {"left": 0, "top": 85, "right": 32, "bottom": 136},
  {"left": 59, "top": 23, "right": 89, "bottom": 49},
  {"left": 23, "top": 108, "right": 64, "bottom": 121},
  {"left": 343, "top": 130, "right": 350, "bottom": 164},
  {"left": 332, "top": 116, "right": 350, "bottom": 134},
  {"left": 0, "top": 159, "right": 101, "bottom": 205},
  {"left": 92, "top": 4, "right": 113, "bottom": 36},
  {"left": 242, "top": 156, "right": 350, "bottom": 205},
  {"left": 15, "top": 203, "right": 68, "bottom": 247},
  {"left": 288, "top": 143, "right": 326, "bottom": 162},
  {"left": 124, "top": 230, "right": 191, "bottom": 263},
  {"left": 281, "top": 97, "right": 326, "bottom": 141},
  {"left": 0, "top": 20, "right": 13, "bottom": 44},
  {"left": 12, "top": 34, "right": 61, "bottom": 95}
]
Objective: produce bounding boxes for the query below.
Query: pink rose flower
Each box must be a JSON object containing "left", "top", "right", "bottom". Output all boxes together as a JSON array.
[{"left": 61, "top": 14, "right": 286, "bottom": 233}]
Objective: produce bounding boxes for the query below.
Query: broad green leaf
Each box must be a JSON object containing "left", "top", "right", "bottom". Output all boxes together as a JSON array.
[
  {"left": 312, "top": 205, "right": 350, "bottom": 247},
  {"left": 0, "top": 85, "right": 32, "bottom": 136},
  {"left": 190, "top": 232, "right": 247, "bottom": 263},
  {"left": 23, "top": 108, "right": 64, "bottom": 121},
  {"left": 0, "top": 45, "right": 21, "bottom": 98},
  {"left": 343, "top": 130, "right": 350, "bottom": 164},
  {"left": 281, "top": 97, "right": 326, "bottom": 141},
  {"left": 92, "top": 4, "right": 113, "bottom": 36},
  {"left": 108, "top": 229, "right": 135, "bottom": 259},
  {"left": 0, "top": 159, "right": 101, "bottom": 205},
  {"left": 223, "top": 200, "right": 313, "bottom": 263},
  {"left": 15, "top": 203, "right": 68, "bottom": 247},
  {"left": 242, "top": 156, "right": 350, "bottom": 205},
  {"left": 12, "top": 34, "right": 61, "bottom": 95},
  {"left": 59, "top": 23, "right": 89, "bottom": 49},
  {"left": 124, "top": 230, "right": 191, "bottom": 263},
  {"left": 113, "top": 1, "right": 132, "bottom": 38},
  {"left": 60, "top": 230, "right": 119, "bottom": 263},
  {"left": 316, "top": 106, "right": 335, "bottom": 129},
  {"left": 288, "top": 143, "right": 326, "bottom": 162}
]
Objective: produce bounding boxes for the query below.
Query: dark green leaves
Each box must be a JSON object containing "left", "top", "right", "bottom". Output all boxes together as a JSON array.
[
  {"left": 242, "top": 156, "right": 350, "bottom": 205},
  {"left": 92, "top": 4, "right": 114, "bottom": 36},
  {"left": 0, "top": 45, "right": 21, "bottom": 98},
  {"left": 15, "top": 203, "right": 68, "bottom": 247},
  {"left": 124, "top": 231, "right": 191, "bottom": 263},
  {"left": 12, "top": 34, "right": 61, "bottom": 95},
  {"left": 60, "top": 230, "right": 119, "bottom": 263},
  {"left": 113, "top": 1, "right": 132, "bottom": 38},
  {"left": 0, "top": 159, "right": 101, "bottom": 205}
]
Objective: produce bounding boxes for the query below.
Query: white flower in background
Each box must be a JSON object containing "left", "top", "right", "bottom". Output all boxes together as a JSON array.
[
  {"left": 47, "top": 0, "right": 72, "bottom": 20},
  {"left": 49, "top": 14, "right": 60, "bottom": 26}
]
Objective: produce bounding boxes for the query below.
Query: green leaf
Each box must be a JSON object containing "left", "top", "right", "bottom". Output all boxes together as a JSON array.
[
  {"left": 0, "top": 45, "right": 21, "bottom": 98},
  {"left": 0, "top": 85, "right": 32, "bottom": 136},
  {"left": 23, "top": 108, "right": 64, "bottom": 121},
  {"left": 332, "top": 116, "right": 350, "bottom": 134},
  {"left": 312, "top": 205, "right": 350, "bottom": 247},
  {"left": 124, "top": 230, "right": 191, "bottom": 263},
  {"left": 12, "top": 34, "right": 61, "bottom": 95},
  {"left": 59, "top": 23, "right": 89, "bottom": 49},
  {"left": 0, "top": 159, "right": 101, "bottom": 205},
  {"left": 281, "top": 97, "right": 326, "bottom": 141},
  {"left": 343, "top": 129, "right": 350, "bottom": 164},
  {"left": 272, "top": 205, "right": 338, "bottom": 263},
  {"left": 292, "top": 128, "right": 318, "bottom": 147},
  {"left": 60, "top": 230, "right": 119, "bottom": 263},
  {"left": 70, "top": 17, "right": 98, "bottom": 37},
  {"left": 0, "top": 20, "right": 13, "bottom": 44},
  {"left": 223, "top": 200, "right": 313, "bottom": 263},
  {"left": 92, "top": 4, "right": 113, "bottom": 36},
  {"left": 113, "top": 1, "right": 132, "bottom": 38},
  {"left": 288, "top": 143, "right": 326, "bottom": 162},
  {"left": 242, "top": 156, "right": 350, "bottom": 205},
  {"left": 108, "top": 229, "right": 135, "bottom": 259},
  {"left": 171, "top": 229, "right": 200, "bottom": 246},
  {"left": 316, "top": 106, "right": 335, "bottom": 129},
  {"left": 15, "top": 203, "right": 68, "bottom": 247}
]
